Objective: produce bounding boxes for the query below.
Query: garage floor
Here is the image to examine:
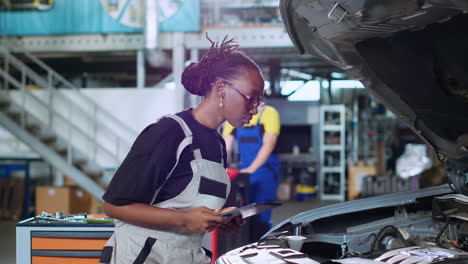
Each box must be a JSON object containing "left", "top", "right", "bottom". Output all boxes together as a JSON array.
[
  {"left": 0, "top": 198, "right": 337, "bottom": 264},
  {"left": 0, "top": 220, "right": 16, "bottom": 264}
]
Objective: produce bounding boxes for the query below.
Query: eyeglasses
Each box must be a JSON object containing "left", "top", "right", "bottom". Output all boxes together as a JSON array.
[{"left": 221, "top": 80, "right": 265, "bottom": 111}]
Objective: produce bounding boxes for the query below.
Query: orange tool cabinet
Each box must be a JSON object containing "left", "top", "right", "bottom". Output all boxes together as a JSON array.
[{"left": 16, "top": 217, "right": 114, "bottom": 264}]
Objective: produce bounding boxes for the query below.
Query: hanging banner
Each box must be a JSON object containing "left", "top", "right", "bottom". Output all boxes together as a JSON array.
[{"left": 0, "top": 0, "right": 200, "bottom": 36}]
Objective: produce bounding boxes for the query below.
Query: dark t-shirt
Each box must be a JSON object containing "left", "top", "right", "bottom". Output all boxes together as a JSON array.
[{"left": 103, "top": 109, "right": 227, "bottom": 206}]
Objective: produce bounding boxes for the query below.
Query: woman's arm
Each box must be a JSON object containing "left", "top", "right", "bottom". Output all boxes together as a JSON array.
[{"left": 104, "top": 201, "right": 228, "bottom": 233}]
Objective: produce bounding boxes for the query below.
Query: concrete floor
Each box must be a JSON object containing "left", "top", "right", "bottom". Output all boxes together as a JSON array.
[
  {"left": 0, "top": 220, "right": 16, "bottom": 264},
  {"left": 0, "top": 198, "right": 336, "bottom": 264}
]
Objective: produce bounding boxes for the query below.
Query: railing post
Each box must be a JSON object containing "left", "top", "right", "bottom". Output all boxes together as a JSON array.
[
  {"left": 20, "top": 67, "right": 26, "bottom": 128},
  {"left": 137, "top": 49, "right": 145, "bottom": 89},
  {"left": 172, "top": 32, "right": 185, "bottom": 112},
  {"left": 48, "top": 72, "right": 53, "bottom": 128},
  {"left": 3, "top": 54, "right": 9, "bottom": 90},
  {"left": 47, "top": 70, "right": 53, "bottom": 89},
  {"left": 68, "top": 101, "right": 73, "bottom": 165},
  {"left": 67, "top": 144, "right": 72, "bottom": 165},
  {"left": 53, "top": 168, "right": 65, "bottom": 187},
  {"left": 189, "top": 49, "right": 200, "bottom": 108},
  {"left": 93, "top": 104, "right": 98, "bottom": 162}
]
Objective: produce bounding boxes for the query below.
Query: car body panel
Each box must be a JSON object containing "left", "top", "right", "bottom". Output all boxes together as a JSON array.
[{"left": 264, "top": 184, "right": 452, "bottom": 236}]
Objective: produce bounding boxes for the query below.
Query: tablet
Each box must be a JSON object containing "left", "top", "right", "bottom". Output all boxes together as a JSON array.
[{"left": 219, "top": 202, "right": 282, "bottom": 219}]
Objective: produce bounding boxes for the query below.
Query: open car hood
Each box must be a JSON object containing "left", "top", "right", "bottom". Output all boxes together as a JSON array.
[{"left": 280, "top": 0, "right": 468, "bottom": 195}]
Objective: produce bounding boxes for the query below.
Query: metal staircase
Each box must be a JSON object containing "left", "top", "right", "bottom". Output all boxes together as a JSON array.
[{"left": 0, "top": 47, "right": 139, "bottom": 201}]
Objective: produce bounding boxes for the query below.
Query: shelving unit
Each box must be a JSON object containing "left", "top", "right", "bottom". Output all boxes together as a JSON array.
[{"left": 319, "top": 105, "right": 346, "bottom": 201}]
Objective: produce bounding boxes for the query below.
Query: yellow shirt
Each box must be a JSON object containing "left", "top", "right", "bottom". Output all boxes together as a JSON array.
[{"left": 222, "top": 106, "right": 280, "bottom": 136}]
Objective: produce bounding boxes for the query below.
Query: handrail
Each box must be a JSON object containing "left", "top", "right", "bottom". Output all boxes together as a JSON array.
[
  {"left": 0, "top": 68, "right": 119, "bottom": 163},
  {"left": 2, "top": 49, "right": 127, "bottom": 149},
  {"left": 22, "top": 51, "right": 138, "bottom": 139},
  {"left": 0, "top": 48, "right": 131, "bottom": 164}
]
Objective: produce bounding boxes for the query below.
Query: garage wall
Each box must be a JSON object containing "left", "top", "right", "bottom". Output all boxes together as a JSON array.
[{"left": 81, "top": 88, "right": 178, "bottom": 134}]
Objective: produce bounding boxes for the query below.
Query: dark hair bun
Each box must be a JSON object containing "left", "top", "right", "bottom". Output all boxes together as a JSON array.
[
  {"left": 181, "top": 34, "right": 259, "bottom": 97},
  {"left": 181, "top": 62, "right": 208, "bottom": 96}
]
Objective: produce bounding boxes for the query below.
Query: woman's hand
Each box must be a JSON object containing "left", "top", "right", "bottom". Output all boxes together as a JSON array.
[
  {"left": 217, "top": 215, "right": 243, "bottom": 233},
  {"left": 216, "top": 207, "right": 237, "bottom": 216},
  {"left": 182, "top": 206, "right": 228, "bottom": 233},
  {"left": 214, "top": 207, "right": 244, "bottom": 234}
]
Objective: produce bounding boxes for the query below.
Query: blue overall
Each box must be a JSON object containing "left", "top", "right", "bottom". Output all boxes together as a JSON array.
[{"left": 235, "top": 112, "right": 280, "bottom": 232}]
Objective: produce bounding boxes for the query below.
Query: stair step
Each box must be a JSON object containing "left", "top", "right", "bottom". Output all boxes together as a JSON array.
[
  {"left": 39, "top": 134, "right": 57, "bottom": 144},
  {"left": 6, "top": 111, "right": 22, "bottom": 122},
  {"left": 0, "top": 99, "right": 10, "bottom": 109},
  {"left": 72, "top": 158, "right": 87, "bottom": 167},
  {"left": 25, "top": 123, "right": 41, "bottom": 133},
  {"left": 51, "top": 145, "right": 67, "bottom": 155},
  {"left": 85, "top": 170, "right": 104, "bottom": 179}
]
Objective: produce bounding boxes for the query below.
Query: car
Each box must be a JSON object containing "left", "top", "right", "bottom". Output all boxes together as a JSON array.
[{"left": 216, "top": 1, "right": 468, "bottom": 263}]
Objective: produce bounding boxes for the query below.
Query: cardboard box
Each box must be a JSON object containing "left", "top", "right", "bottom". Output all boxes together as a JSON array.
[
  {"left": 348, "top": 163, "right": 377, "bottom": 200},
  {"left": 35, "top": 186, "right": 91, "bottom": 215}
]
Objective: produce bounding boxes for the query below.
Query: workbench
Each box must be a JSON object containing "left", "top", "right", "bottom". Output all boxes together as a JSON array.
[{"left": 16, "top": 215, "right": 114, "bottom": 264}]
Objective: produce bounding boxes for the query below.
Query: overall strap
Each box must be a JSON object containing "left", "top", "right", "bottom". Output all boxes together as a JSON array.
[
  {"left": 150, "top": 114, "right": 194, "bottom": 204},
  {"left": 165, "top": 114, "right": 203, "bottom": 160},
  {"left": 256, "top": 107, "right": 266, "bottom": 125},
  {"left": 252, "top": 107, "right": 267, "bottom": 140},
  {"left": 165, "top": 114, "right": 192, "bottom": 137},
  {"left": 216, "top": 132, "right": 224, "bottom": 165}
]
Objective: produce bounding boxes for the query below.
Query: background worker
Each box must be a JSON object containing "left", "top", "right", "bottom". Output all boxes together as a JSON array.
[{"left": 222, "top": 104, "right": 281, "bottom": 242}]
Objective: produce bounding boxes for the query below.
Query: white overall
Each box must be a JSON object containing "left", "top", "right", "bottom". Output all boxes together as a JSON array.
[{"left": 101, "top": 114, "right": 230, "bottom": 264}]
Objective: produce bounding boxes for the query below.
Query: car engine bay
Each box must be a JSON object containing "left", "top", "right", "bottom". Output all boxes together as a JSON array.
[{"left": 218, "top": 186, "right": 468, "bottom": 263}]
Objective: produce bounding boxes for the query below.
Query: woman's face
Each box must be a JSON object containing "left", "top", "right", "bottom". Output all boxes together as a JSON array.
[{"left": 222, "top": 69, "right": 265, "bottom": 128}]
